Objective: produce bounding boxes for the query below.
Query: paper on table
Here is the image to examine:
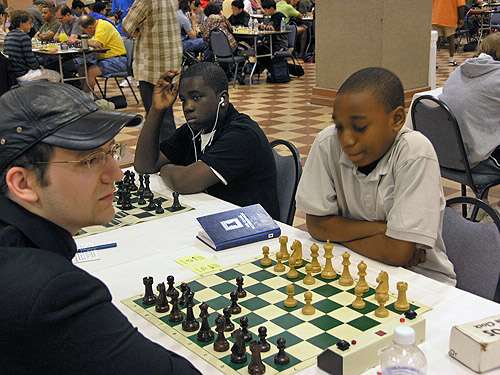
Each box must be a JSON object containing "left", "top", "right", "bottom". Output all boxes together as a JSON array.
[
  {"left": 73, "top": 250, "right": 100, "bottom": 263},
  {"left": 175, "top": 254, "right": 208, "bottom": 266},
  {"left": 189, "top": 262, "right": 223, "bottom": 275}
]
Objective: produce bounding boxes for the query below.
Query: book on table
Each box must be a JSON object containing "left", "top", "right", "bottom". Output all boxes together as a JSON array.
[{"left": 196, "top": 204, "right": 281, "bottom": 251}]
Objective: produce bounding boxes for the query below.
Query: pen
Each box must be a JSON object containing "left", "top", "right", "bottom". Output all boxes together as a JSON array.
[{"left": 77, "top": 242, "right": 117, "bottom": 253}]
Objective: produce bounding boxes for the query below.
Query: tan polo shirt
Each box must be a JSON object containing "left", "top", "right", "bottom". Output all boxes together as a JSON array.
[{"left": 296, "top": 126, "right": 456, "bottom": 285}]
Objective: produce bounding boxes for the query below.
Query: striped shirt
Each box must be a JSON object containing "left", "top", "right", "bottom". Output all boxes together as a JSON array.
[
  {"left": 3, "top": 30, "right": 39, "bottom": 78},
  {"left": 122, "top": 0, "right": 182, "bottom": 85}
]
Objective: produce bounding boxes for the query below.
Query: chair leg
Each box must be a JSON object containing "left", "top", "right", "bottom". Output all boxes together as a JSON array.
[
  {"left": 461, "top": 184, "right": 467, "bottom": 217},
  {"left": 125, "top": 77, "right": 139, "bottom": 104},
  {"left": 104, "top": 78, "right": 109, "bottom": 99},
  {"left": 232, "top": 63, "right": 238, "bottom": 88},
  {"left": 114, "top": 77, "right": 127, "bottom": 99},
  {"left": 95, "top": 78, "right": 105, "bottom": 99}
]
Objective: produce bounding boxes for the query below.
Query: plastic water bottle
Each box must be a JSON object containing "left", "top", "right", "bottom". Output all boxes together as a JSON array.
[
  {"left": 380, "top": 326, "right": 427, "bottom": 375},
  {"left": 280, "top": 17, "right": 286, "bottom": 32}
]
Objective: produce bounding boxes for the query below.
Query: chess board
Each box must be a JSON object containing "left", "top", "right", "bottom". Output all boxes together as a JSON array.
[
  {"left": 122, "top": 254, "right": 431, "bottom": 375},
  {"left": 74, "top": 191, "right": 193, "bottom": 238}
]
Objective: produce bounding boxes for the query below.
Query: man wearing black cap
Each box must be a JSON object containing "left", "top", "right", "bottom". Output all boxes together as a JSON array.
[{"left": 0, "top": 83, "right": 200, "bottom": 375}]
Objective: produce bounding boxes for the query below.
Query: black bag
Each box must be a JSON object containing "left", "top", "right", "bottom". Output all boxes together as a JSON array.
[
  {"left": 107, "top": 95, "right": 128, "bottom": 109},
  {"left": 464, "top": 40, "right": 478, "bottom": 52},
  {"left": 0, "top": 53, "right": 17, "bottom": 97},
  {"left": 288, "top": 63, "right": 304, "bottom": 77},
  {"left": 266, "top": 56, "right": 291, "bottom": 83}
]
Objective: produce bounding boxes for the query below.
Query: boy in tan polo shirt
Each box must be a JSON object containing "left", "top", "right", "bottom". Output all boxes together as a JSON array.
[{"left": 296, "top": 67, "right": 456, "bottom": 285}]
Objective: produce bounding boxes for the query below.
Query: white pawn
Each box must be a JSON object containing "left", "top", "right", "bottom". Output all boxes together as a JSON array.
[
  {"left": 261, "top": 246, "right": 272, "bottom": 266},
  {"left": 287, "top": 257, "right": 299, "bottom": 279},
  {"left": 274, "top": 252, "right": 285, "bottom": 272},
  {"left": 310, "top": 243, "right": 321, "bottom": 273},
  {"left": 284, "top": 284, "right": 297, "bottom": 307},
  {"left": 303, "top": 263, "right": 315, "bottom": 285},
  {"left": 302, "top": 291, "right": 315, "bottom": 315}
]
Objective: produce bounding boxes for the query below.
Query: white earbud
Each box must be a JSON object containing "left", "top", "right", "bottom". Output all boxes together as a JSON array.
[{"left": 219, "top": 97, "right": 224, "bottom": 106}]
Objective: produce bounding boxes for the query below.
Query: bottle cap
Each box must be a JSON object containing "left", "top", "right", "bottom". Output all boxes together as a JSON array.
[{"left": 393, "top": 326, "right": 416, "bottom": 345}]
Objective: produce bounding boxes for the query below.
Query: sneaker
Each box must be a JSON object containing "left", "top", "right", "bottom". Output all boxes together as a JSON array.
[
  {"left": 449, "top": 60, "right": 458, "bottom": 66},
  {"left": 119, "top": 77, "right": 134, "bottom": 87}
]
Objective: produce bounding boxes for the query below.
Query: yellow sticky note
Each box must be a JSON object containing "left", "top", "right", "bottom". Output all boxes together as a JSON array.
[
  {"left": 190, "top": 262, "right": 223, "bottom": 275},
  {"left": 175, "top": 254, "right": 208, "bottom": 266}
]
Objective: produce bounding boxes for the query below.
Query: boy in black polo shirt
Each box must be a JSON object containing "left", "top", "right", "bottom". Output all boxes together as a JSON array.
[
  {"left": 228, "top": 0, "right": 250, "bottom": 26},
  {"left": 134, "top": 62, "right": 280, "bottom": 220}
]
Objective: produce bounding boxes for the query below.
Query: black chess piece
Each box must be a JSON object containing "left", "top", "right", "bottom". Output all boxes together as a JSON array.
[
  {"left": 155, "top": 282, "right": 170, "bottom": 313},
  {"left": 230, "top": 329, "right": 247, "bottom": 364},
  {"left": 248, "top": 341, "right": 265, "bottom": 375},
  {"left": 129, "top": 171, "right": 138, "bottom": 191},
  {"left": 197, "top": 302, "right": 214, "bottom": 342},
  {"left": 121, "top": 190, "right": 133, "bottom": 210},
  {"left": 223, "top": 307, "right": 235, "bottom": 332},
  {"left": 214, "top": 315, "right": 230, "bottom": 352},
  {"left": 137, "top": 190, "right": 146, "bottom": 205},
  {"left": 168, "top": 289, "right": 183, "bottom": 322},
  {"left": 166, "top": 275, "right": 176, "bottom": 297},
  {"left": 155, "top": 199, "right": 164, "bottom": 214},
  {"left": 179, "top": 283, "right": 189, "bottom": 306},
  {"left": 138, "top": 173, "right": 145, "bottom": 194},
  {"left": 142, "top": 276, "right": 157, "bottom": 305},
  {"left": 258, "top": 326, "right": 271, "bottom": 352},
  {"left": 182, "top": 291, "right": 200, "bottom": 332},
  {"left": 235, "top": 276, "right": 247, "bottom": 298},
  {"left": 229, "top": 291, "right": 241, "bottom": 315},
  {"left": 147, "top": 196, "right": 156, "bottom": 210},
  {"left": 239, "top": 316, "right": 252, "bottom": 342},
  {"left": 143, "top": 174, "right": 153, "bottom": 199},
  {"left": 116, "top": 181, "right": 124, "bottom": 205},
  {"left": 274, "top": 337, "right": 290, "bottom": 365},
  {"left": 167, "top": 191, "right": 184, "bottom": 212}
]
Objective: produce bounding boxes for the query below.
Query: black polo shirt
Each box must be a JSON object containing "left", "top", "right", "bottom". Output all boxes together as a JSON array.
[
  {"left": 0, "top": 195, "right": 200, "bottom": 375},
  {"left": 228, "top": 11, "right": 250, "bottom": 26},
  {"left": 160, "top": 103, "right": 280, "bottom": 220}
]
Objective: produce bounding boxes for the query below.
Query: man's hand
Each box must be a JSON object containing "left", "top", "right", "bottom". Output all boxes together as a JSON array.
[
  {"left": 151, "top": 70, "right": 180, "bottom": 111},
  {"left": 405, "top": 248, "right": 426, "bottom": 268},
  {"left": 458, "top": 19, "right": 465, "bottom": 28}
]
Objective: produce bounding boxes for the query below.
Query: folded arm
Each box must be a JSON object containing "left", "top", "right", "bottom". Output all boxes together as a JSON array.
[{"left": 306, "top": 214, "right": 416, "bottom": 266}]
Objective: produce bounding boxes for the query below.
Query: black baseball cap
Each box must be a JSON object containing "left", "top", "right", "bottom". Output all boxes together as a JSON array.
[{"left": 0, "top": 82, "right": 142, "bottom": 171}]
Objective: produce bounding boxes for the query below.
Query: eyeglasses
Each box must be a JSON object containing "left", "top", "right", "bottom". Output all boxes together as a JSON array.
[{"left": 33, "top": 143, "right": 127, "bottom": 171}]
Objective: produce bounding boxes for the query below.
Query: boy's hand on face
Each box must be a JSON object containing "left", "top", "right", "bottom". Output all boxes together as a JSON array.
[{"left": 152, "top": 70, "right": 180, "bottom": 111}]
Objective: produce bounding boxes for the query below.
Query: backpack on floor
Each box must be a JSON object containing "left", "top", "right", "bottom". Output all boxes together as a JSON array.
[{"left": 267, "top": 56, "right": 291, "bottom": 83}]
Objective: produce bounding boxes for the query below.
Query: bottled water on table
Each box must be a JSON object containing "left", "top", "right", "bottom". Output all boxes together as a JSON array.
[{"left": 380, "top": 326, "right": 427, "bottom": 375}]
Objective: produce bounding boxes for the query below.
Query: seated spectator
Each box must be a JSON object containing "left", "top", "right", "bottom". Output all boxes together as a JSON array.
[
  {"left": 193, "top": 0, "right": 206, "bottom": 24},
  {"left": 76, "top": 15, "right": 127, "bottom": 96},
  {"left": 228, "top": 0, "right": 250, "bottom": 27},
  {"left": 4, "top": 7, "right": 15, "bottom": 33},
  {"left": 107, "top": 12, "right": 120, "bottom": 26},
  {"left": 54, "top": 4, "right": 82, "bottom": 43},
  {"left": 296, "top": 67, "right": 456, "bottom": 286},
  {"left": 26, "top": 0, "right": 45, "bottom": 34},
  {"left": 35, "top": 5, "right": 60, "bottom": 41},
  {"left": 134, "top": 63, "right": 280, "bottom": 220},
  {"left": 178, "top": 0, "right": 211, "bottom": 60},
  {"left": 439, "top": 33, "right": 500, "bottom": 176},
  {"left": 3, "top": 10, "right": 60, "bottom": 83},
  {"left": 255, "top": 0, "right": 288, "bottom": 71},
  {"left": 71, "top": 0, "right": 87, "bottom": 16},
  {"left": 111, "top": 0, "right": 133, "bottom": 37},
  {"left": 0, "top": 6, "right": 6, "bottom": 51},
  {"left": 279, "top": 0, "right": 307, "bottom": 57},
  {"left": 86, "top": 0, "right": 116, "bottom": 26},
  {"left": 200, "top": 2, "right": 237, "bottom": 54}
]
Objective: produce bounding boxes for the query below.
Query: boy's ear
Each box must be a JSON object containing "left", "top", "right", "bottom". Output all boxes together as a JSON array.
[
  {"left": 391, "top": 105, "right": 406, "bottom": 132},
  {"left": 5, "top": 167, "right": 40, "bottom": 203}
]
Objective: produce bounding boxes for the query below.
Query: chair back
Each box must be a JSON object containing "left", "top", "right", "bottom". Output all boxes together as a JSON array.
[
  {"left": 210, "top": 28, "right": 234, "bottom": 58},
  {"left": 270, "top": 139, "right": 302, "bottom": 225},
  {"left": 491, "top": 11, "right": 500, "bottom": 25},
  {"left": 443, "top": 206, "right": 500, "bottom": 302},
  {"left": 411, "top": 95, "right": 471, "bottom": 172},
  {"left": 123, "top": 38, "right": 135, "bottom": 75},
  {"left": 285, "top": 24, "right": 297, "bottom": 50}
]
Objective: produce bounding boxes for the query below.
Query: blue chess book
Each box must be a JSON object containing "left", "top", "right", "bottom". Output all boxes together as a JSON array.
[{"left": 196, "top": 204, "right": 281, "bottom": 251}]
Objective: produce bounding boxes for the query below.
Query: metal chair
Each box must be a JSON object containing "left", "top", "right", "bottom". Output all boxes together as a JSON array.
[
  {"left": 411, "top": 95, "right": 500, "bottom": 219},
  {"left": 270, "top": 139, "right": 302, "bottom": 225},
  {"left": 443, "top": 201, "right": 500, "bottom": 303},
  {"left": 95, "top": 38, "right": 139, "bottom": 104},
  {"left": 210, "top": 28, "right": 248, "bottom": 88},
  {"left": 274, "top": 24, "right": 301, "bottom": 68}
]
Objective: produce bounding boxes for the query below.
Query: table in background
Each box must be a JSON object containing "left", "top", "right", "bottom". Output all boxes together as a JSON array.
[
  {"left": 33, "top": 47, "right": 109, "bottom": 90},
  {"left": 233, "top": 30, "right": 290, "bottom": 84},
  {"left": 75, "top": 172, "right": 500, "bottom": 375}
]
